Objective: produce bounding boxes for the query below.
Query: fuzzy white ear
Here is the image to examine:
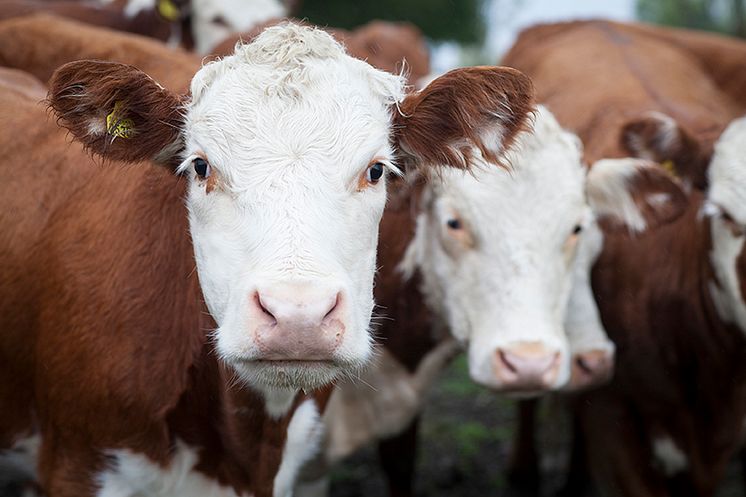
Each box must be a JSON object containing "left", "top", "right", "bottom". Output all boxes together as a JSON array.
[{"left": 586, "top": 158, "right": 689, "bottom": 233}]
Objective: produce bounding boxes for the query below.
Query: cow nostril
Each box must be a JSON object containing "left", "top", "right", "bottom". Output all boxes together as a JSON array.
[
  {"left": 498, "top": 349, "right": 519, "bottom": 373},
  {"left": 254, "top": 292, "right": 277, "bottom": 325},
  {"left": 323, "top": 292, "right": 342, "bottom": 322}
]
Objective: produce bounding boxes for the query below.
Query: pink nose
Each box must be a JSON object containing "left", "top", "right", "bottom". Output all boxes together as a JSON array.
[
  {"left": 566, "top": 349, "right": 614, "bottom": 391},
  {"left": 250, "top": 285, "right": 346, "bottom": 361},
  {"left": 493, "top": 341, "right": 562, "bottom": 392}
]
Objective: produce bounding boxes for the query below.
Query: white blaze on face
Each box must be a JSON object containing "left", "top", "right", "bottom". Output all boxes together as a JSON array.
[
  {"left": 190, "top": 0, "right": 287, "bottom": 54},
  {"left": 181, "top": 25, "right": 405, "bottom": 390},
  {"left": 402, "top": 107, "right": 587, "bottom": 392},
  {"left": 706, "top": 115, "right": 746, "bottom": 335}
]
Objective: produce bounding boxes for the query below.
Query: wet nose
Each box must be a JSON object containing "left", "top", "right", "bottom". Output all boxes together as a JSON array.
[
  {"left": 566, "top": 349, "right": 614, "bottom": 391},
  {"left": 493, "top": 341, "right": 562, "bottom": 392},
  {"left": 249, "top": 284, "right": 346, "bottom": 361}
]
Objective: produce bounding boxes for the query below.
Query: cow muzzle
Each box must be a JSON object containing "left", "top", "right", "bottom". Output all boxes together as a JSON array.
[
  {"left": 491, "top": 341, "right": 563, "bottom": 393},
  {"left": 249, "top": 283, "right": 346, "bottom": 362}
]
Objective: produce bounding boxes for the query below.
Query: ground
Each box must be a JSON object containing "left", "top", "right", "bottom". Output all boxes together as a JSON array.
[{"left": 329, "top": 354, "right": 744, "bottom": 497}]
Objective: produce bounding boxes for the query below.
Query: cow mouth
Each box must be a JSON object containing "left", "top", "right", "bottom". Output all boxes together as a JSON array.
[{"left": 230, "top": 358, "right": 346, "bottom": 390}]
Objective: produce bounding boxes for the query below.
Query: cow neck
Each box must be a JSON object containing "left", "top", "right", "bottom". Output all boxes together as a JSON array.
[
  {"left": 374, "top": 178, "right": 446, "bottom": 372},
  {"left": 593, "top": 191, "right": 746, "bottom": 407}
]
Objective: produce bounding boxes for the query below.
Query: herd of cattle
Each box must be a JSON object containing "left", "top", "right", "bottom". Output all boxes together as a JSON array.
[{"left": 0, "top": 1, "right": 744, "bottom": 497}]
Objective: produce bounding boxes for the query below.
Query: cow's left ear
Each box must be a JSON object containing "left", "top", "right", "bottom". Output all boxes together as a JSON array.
[
  {"left": 620, "top": 112, "right": 711, "bottom": 190},
  {"left": 392, "top": 66, "right": 535, "bottom": 172},
  {"left": 48, "top": 60, "right": 185, "bottom": 168},
  {"left": 586, "top": 158, "right": 689, "bottom": 233}
]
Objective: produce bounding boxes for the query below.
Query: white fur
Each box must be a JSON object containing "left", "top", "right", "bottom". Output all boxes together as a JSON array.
[
  {"left": 400, "top": 106, "right": 587, "bottom": 390},
  {"left": 706, "top": 116, "right": 746, "bottom": 335},
  {"left": 181, "top": 24, "right": 406, "bottom": 390},
  {"left": 97, "top": 441, "right": 244, "bottom": 497},
  {"left": 586, "top": 158, "right": 649, "bottom": 232},
  {"left": 273, "top": 400, "right": 324, "bottom": 497},
  {"left": 564, "top": 221, "right": 615, "bottom": 357},
  {"left": 652, "top": 436, "right": 688, "bottom": 476},
  {"left": 626, "top": 111, "right": 679, "bottom": 161},
  {"left": 190, "top": 0, "right": 286, "bottom": 54}
]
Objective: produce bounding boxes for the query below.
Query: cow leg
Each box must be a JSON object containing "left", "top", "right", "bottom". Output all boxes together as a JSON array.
[
  {"left": 579, "top": 393, "right": 669, "bottom": 497},
  {"left": 506, "top": 399, "right": 540, "bottom": 497},
  {"left": 378, "top": 415, "right": 420, "bottom": 497},
  {"left": 557, "top": 413, "right": 592, "bottom": 497}
]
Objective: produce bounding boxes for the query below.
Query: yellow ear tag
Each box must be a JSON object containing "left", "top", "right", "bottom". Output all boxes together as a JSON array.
[
  {"left": 660, "top": 160, "right": 677, "bottom": 177},
  {"left": 157, "top": 0, "right": 181, "bottom": 22},
  {"left": 106, "top": 101, "right": 135, "bottom": 139}
]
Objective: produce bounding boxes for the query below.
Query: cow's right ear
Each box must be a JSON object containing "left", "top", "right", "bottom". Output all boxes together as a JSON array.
[
  {"left": 48, "top": 60, "right": 185, "bottom": 168},
  {"left": 620, "top": 112, "right": 711, "bottom": 190},
  {"left": 392, "top": 66, "right": 535, "bottom": 172},
  {"left": 586, "top": 158, "right": 689, "bottom": 233}
]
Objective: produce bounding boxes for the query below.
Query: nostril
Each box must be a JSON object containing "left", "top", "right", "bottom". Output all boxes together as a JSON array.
[
  {"left": 254, "top": 292, "right": 277, "bottom": 325},
  {"left": 322, "top": 292, "right": 342, "bottom": 322},
  {"left": 498, "top": 349, "right": 519, "bottom": 373}
]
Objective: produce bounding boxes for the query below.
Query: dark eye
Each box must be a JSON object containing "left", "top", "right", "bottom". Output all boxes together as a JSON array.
[
  {"left": 447, "top": 219, "right": 462, "bottom": 230},
  {"left": 367, "top": 162, "right": 385, "bottom": 183},
  {"left": 572, "top": 225, "right": 583, "bottom": 235},
  {"left": 193, "top": 158, "right": 210, "bottom": 178}
]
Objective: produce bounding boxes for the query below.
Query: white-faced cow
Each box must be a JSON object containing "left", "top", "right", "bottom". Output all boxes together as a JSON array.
[
  {"left": 293, "top": 105, "right": 689, "bottom": 497},
  {"left": 502, "top": 19, "right": 746, "bottom": 497},
  {"left": 0, "top": 23, "right": 535, "bottom": 497}
]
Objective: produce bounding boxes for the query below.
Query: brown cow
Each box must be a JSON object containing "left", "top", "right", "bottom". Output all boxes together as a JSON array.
[
  {"left": 502, "top": 20, "right": 746, "bottom": 497},
  {"left": 0, "top": 14, "right": 199, "bottom": 91},
  {"left": 0, "top": 22, "right": 535, "bottom": 497}
]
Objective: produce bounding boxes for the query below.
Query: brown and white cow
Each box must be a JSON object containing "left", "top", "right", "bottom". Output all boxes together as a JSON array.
[
  {"left": 0, "top": 23, "right": 535, "bottom": 497},
  {"left": 293, "top": 103, "right": 688, "bottom": 496},
  {"left": 502, "top": 20, "right": 746, "bottom": 497},
  {"left": 0, "top": 0, "right": 296, "bottom": 53}
]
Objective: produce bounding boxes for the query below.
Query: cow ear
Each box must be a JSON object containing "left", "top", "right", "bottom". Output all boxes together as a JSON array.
[
  {"left": 586, "top": 158, "right": 689, "bottom": 233},
  {"left": 392, "top": 66, "right": 534, "bottom": 171},
  {"left": 48, "top": 60, "right": 185, "bottom": 168},
  {"left": 620, "top": 112, "right": 710, "bottom": 190}
]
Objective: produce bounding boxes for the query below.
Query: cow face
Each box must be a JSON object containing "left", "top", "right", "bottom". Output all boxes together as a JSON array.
[
  {"left": 404, "top": 106, "right": 688, "bottom": 394},
  {"left": 48, "top": 24, "right": 534, "bottom": 391},
  {"left": 705, "top": 116, "right": 746, "bottom": 335}
]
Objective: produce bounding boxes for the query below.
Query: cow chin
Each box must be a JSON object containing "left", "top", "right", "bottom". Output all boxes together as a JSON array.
[{"left": 229, "top": 358, "right": 362, "bottom": 391}]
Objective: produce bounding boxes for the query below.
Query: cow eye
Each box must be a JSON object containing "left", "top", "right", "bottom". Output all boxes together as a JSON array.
[
  {"left": 572, "top": 224, "right": 583, "bottom": 235},
  {"left": 193, "top": 158, "right": 210, "bottom": 178},
  {"left": 367, "top": 162, "right": 385, "bottom": 184},
  {"left": 447, "top": 219, "right": 462, "bottom": 230}
]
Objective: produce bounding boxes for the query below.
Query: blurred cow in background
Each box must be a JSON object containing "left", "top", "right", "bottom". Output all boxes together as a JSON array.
[
  {"left": 503, "top": 20, "right": 746, "bottom": 497},
  {"left": 294, "top": 100, "right": 688, "bottom": 496}
]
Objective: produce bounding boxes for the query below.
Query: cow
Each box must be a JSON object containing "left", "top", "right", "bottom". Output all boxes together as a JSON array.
[
  {"left": 0, "top": 0, "right": 291, "bottom": 53},
  {"left": 293, "top": 103, "right": 685, "bottom": 496},
  {"left": 0, "top": 14, "right": 200, "bottom": 91},
  {"left": 0, "top": 23, "right": 535, "bottom": 497},
  {"left": 502, "top": 20, "right": 746, "bottom": 497}
]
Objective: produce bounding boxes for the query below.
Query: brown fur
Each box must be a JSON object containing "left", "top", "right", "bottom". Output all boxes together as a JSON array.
[
  {"left": 394, "top": 66, "right": 535, "bottom": 171},
  {"left": 0, "top": 14, "right": 199, "bottom": 92},
  {"left": 0, "top": 66, "right": 45, "bottom": 100},
  {"left": 49, "top": 60, "right": 185, "bottom": 167},
  {"left": 503, "top": 20, "right": 746, "bottom": 497},
  {"left": 0, "top": 0, "right": 186, "bottom": 47}
]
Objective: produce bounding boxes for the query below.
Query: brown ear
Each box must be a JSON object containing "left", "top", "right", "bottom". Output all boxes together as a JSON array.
[
  {"left": 587, "top": 158, "right": 689, "bottom": 233},
  {"left": 392, "top": 66, "right": 534, "bottom": 171},
  {"left": 48, "top": 60, "right": 185, "bottom": 168},
  {"left": 620, "top": 112, "right": 711, "bottom": 190}
]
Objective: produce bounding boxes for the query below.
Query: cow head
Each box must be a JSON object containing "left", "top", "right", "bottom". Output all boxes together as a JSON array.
[
  {"left": 48, "top": 24, "right": 534, "bottom": 391},
  {"left": 402, "top": 106, "right": 687, "bottom": 395},
  {"left": 705, "top": 116, "right": 746, "bottom": 335}
]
